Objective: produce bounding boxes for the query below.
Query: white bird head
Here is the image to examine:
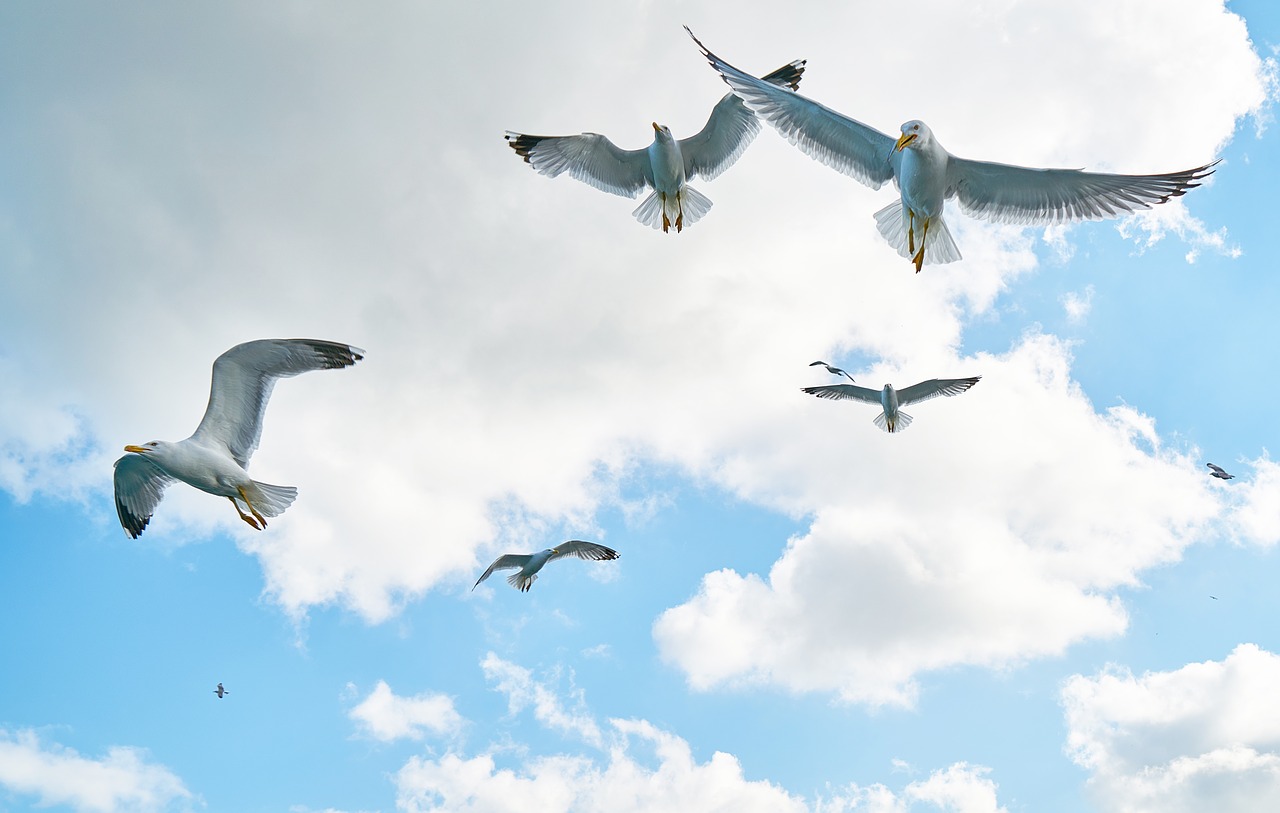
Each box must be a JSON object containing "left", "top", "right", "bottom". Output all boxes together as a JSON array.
[
  {"left": 894, "top": 120, "right": 932, "bottom": 152},
  {"left": 124, "top": 440, "right": 171, "bottom": 458},
  {"left": 652, "top": 121, "right": 674, "bottom": 143}
]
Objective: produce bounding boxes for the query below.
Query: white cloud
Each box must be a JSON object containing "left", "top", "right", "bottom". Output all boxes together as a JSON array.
[
  {"left": 1115, "top": 200, "right": 1242, "bottom": 263},
  {"left": 0, "top": 0, "right": 1268, "bottom": 627},
  {"left": 1225, "top": 455, "right": 1280, "bottom": 546},
  {"left": 1061, "top": 285, "right": 1095, "bottom": 324},
  {"left": 1061, "top": 644, "right": 1280, "bottom": 813},
  {"left": 348, "top": 681, "right": 463, "bottom": 743},
  {"left": 0, "top": 729, "right": 193, "bottom": 813},
  {"left": 481, "top": 653, "right": 602, "bottom": 748}
]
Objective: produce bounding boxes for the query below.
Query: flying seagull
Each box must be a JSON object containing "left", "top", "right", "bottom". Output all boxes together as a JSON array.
[
  {"left": 113, "top": 339, "right": 364, "bottom": 538},
  {"left": 505, "top": 56, "right": 805, "bottom": 233},
  {"left": 1206, "top": 463, "right": 1235, "bottom": 480},
  {"left": 687, "top": 28, "right": 1217, "bottom": 271},
  {"left": 473, "top": 541, "right": 620, "bottom": 592},
  {"left": 809, "top": 360, "right": 856, "bottom": 382},
  {"left": 213, "top": 683, "right": 229, "bottom": 698},
  {"left": 802, "top": 376, "right": 981, "bottom": 433}
]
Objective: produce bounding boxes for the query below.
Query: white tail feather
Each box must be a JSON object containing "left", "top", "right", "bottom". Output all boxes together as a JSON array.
[
  {"left": 633, "top": 192, "right": 663, "bottom": 229},
  {"left": 632, "top": 186, "right": 714, "bottom": 232},
  {"left": 873, "top": 201, "right": 962, "bottom": 266},
  {"left": 507, "top": 572, "right": 536, "bottom": 591},
  {"left": 872, "top": 410, "right": 914, "bottom": 433},
  {"left": 246, "top": 481, "right": 298, "bottom": 518}
]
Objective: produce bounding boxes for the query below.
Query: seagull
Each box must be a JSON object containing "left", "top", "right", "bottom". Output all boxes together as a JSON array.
[
  {"left": 113, "top": 339, "right": 364, "bottom": 538},
  {"left": 1206, "top": 463, "right": 1235, "bottom": 480},
  {"left": 687, "top": 28, "right": 1217, "bottom": 272},
  {"left": 505, "top": 55, "right": 805, "bottom": 233},
  {"left": 473, "top": 541, "right": 620, "bottom": 592},
  {"left": 213, "top": 683, "right": 229, "bottom": 698},
  {"left": 809, "top": 360, "right": 856, "bottom": 382},
  {"left": 802, "top": 376, "right": 981, "bottom": 432}
]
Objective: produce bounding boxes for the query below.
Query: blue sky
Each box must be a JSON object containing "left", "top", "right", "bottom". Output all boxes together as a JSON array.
[{"left": 2, "top": 2, "right": 1279, "bottom": 811}]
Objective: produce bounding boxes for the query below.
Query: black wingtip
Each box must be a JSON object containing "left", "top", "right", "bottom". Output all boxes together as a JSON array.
[{"left": 504, "top": 132, "right": 545, "bottom": 165}]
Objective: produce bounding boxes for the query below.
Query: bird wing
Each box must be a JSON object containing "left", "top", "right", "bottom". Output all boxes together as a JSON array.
[
  {"left": 473, "top": 554, "right": 533, "bottom": 589},
  {"left": 687, "top": 28, "right": 896, "bottom": 190},
  {"left": 947, "top": 157, "right": 1217, "bottom": 226},
  {"left": 547, "top": 540, "right": 620, "bottom": 563},
  {"left": 680, "top": 59, "right": 806, "bottom": 181},
  {"left": 895, "top": 376, "right": 981, "bottom": 407},
  {"left": 505, "top": 131, "right": 651, "bottom": 198},
  {"left": 190, "top": 339, "right": 364, "bottom": 468},
  {"left": 113, "top": 454, "right": 177, "bottom": 538},
  {"left": 801, "top": 383, "right": 884, "bottom": 404}
]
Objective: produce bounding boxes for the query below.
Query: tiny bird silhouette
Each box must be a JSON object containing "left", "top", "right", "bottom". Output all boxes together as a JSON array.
[
  {"left": 809, "top": 360, "right": 856, "bottom": 382},
  {"left": 1206, "top": 463, "right": 1235, "bottom": 480},
  {"left": 213, "top": 683, "right": 229, "bottom": 698}
]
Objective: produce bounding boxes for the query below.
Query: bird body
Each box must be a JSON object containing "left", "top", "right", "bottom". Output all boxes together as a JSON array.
[
  {"left": 802, "top": 377, "right": 981, "bottom": 433},
  {"left": 473, "top": 541, "right": 620, "bottom": 592},
  {"left": 213, "top": 683, "right": 229, "bottom": 698},
  {"left": 114, "top": 339, "right": 364, "bottom": 538},
  {"left": 809, "top": 360, "right": 856, "bottom": 382},
  {"left": 1206, "top": 463, "right": 1235, "bottom": 480},
  {"left": 688, "top": 28, "right": 1216, "bottom": 271},
  {"left": 506, "top": 58, "right": 805, "bottom": 232}
]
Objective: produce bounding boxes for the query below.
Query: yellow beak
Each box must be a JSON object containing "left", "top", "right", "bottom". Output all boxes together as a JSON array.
[
  {"left": 124, "top": 445, "right": 148, "bottom": 453},
  {"left": 894, "top": 132, "right": 917, "bottom": 152},
  {"left": 652, "top": 121, "right": 661, "bottom": 132}
]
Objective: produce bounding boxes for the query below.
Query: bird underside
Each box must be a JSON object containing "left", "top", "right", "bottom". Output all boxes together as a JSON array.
[
  {"left": 873, "top": 201, "right": 962, "bottom": 271},
  {"left": 229, "top": 481, "right": 298, "bottom": 530},
  {"left": 633, "top": 186, "right": 713, "bottom": 233},
  {"left": 874, "top": 410, "right": 914, "bottom": 433}
]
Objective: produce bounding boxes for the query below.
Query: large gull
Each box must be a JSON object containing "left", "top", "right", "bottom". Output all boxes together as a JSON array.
[
  {"left": 1206, "top": 463, "right": 1235, "bottom": 480},
  {"left": 803, "top": 375, "right": 981, "bottom": 433},
  {"left": 113, "top": 339, "right": 364, "bottom": 538},
  {"left": 473, "top": 541, "right": 620, "bottom": 593},
  {"left": 688, "top": 28, "right": 1217, "bottom": 271},
  {"left": 505, "top": 55, "right": 805, "bottom": 233}
]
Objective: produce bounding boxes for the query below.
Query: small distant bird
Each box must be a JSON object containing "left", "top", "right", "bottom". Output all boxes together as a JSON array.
[
  {"left": 473, "top": 541, "right": 620, "bottom": 592},
  {"left": 213, "top": 683, "right": 229, "bottom": 698},
  {"left": 505, "top": 56, "right": 805, "bottom": 233},
  {"left": 1206, "top": 463, "right": 1235, "bottom": 480},
  {"left": 113, "top": 339, "right": 364, "bottom": 538},
  {"left": 803, "top": 376, "right": 981, "bottom": 433},
  {"left": 688, "top": 28, "right": 1217, "bottom": 272},
  {"left": 809, "top": 360, "right": 856, "bottom": 382}
]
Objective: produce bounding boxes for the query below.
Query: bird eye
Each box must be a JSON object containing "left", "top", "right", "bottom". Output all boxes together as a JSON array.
[{"left": 913, "top": 124, "right": 919, "bottom": 131}]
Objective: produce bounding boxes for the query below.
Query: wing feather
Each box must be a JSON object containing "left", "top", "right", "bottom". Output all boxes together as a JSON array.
[
  {"left": 948, "top": 158, "right": 1218, "bottom": 226},
  {"left": 113, "top": 454, "right": 176, "bottom": 539},
  {"left": 680, "top": 59, "right": 806, "bottom": 182},
  {"left": 801, "top": 383, "right": 884, "bottom": 404},
  {"left": 473, "top": 553, "right": 533, "bottom": 590},
  {"left": 547, "top": 540, "right": 619, "bottom": 563},
  {"left": 687, "top": 28, "right": 896, "bottom": 190},
  {"left": 895, "top": 376, "right": 981, "bottom": 407},
  {"left": 190, "top": 339, "right": 363, "bottom": 468},
  {"left": 505, "top": 131, "right": 651, "bottom": 198}
]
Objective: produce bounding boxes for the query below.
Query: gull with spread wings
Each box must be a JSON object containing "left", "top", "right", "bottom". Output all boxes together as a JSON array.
[
  {"left": 473, "top": 541, "right": 620, "bottom": 593},
  {"left": 688, "top": 28, "right": 1217, "bottom": 271},
  {"left": 506, "top": 54, "right": 805, "bottom": 233},
  {"left": 113, "top": 339, "right": 364, "bottom": 538},
  {"left": 803, "top": 375, "right": 981, "bottom": 433}
]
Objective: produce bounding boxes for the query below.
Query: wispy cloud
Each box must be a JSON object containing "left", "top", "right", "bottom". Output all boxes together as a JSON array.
[{"left": 481, "top": 653, "right": 602, "bottom": 747}]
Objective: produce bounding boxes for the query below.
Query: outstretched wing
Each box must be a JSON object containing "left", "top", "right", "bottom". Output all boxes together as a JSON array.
[
  {"left": 113, "top": 454, "right": 177, "bottom": 538},
  {"left": 896, "top": 376, "right": 981, "bottom": 407},
  {"left": 190, "top": 339, "right": 364, "bottom": 468},
  {"left": 801, "top": 383, "right": 884, "bottom": 404},
  {"left": 473, "top": 554, "right": 533, "bottom": 590},
  {"left": 547, "top": 540, "right": 619, "bottom": 563},
  {"left": 947, "top": 158, "right": 1217, "bottom": 226},
  {"left": 687, "top": 27, "right": 896, "bottom": 190},
  {"left": 505, "top": 131, "right": 651, "bottom": 198},
  {"left": 680, "top": 59, "right": 806, "bottom": 182}
]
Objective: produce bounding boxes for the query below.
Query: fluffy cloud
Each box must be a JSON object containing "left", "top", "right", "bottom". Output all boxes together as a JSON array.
[
  {"left": 1224, "top": 456, "right": 1280, "bottom": 546},
  {"left": 348, "top": 680, "right": 463, "bottom": 743},
  {"left": 0, "top": 0, "right": 1269, "bottom": 627},
  {"left": 1061, "top": 644, "right": 1280, "bottom": 812},
  {"left": 654, "top": 333, "right": 1218, "bottom": 705},
  {"left": 481, "top": 653, "right": 602, "bottom": 748},
  {"left": 0, "top": 729, "right": 193, "bottom": 813}
]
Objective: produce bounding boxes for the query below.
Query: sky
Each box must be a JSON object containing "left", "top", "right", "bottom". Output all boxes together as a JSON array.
[{"left": 1, "top": 1, "right": 1279, "bottom": 811}]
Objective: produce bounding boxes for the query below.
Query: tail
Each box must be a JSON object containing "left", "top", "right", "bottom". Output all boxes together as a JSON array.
[
  {"left": 631, "top": 186, "right": 714, "bottom": 232},
  {"left": 873, "top": 201, "right": 962, "bottom": 266},
  {"left": 507, "top": 572, "right": 536, "bottom": 592},
  {"left": 873, "top": 410, "right": 914, "bottom": 433},
  {"left": 244, "top": 481, "right": 298, "bottom": 518}
]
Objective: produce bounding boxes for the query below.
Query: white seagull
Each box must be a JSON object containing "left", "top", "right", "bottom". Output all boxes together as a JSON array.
[
  {"left": 688, "top": 28, "right": 1217, "bottom": 271},
  {"left": 473, "top": 541, "right": 620, "bottom": 593},
  {"left": 113, "top": 339, "right": 364, "bottom": 538},
  {"left": 505, "top": 56, "right": 805, "bottom": 233},
  {"left": 809, "top": 360, "right": 856, "bottom": 382},
  {"left": 1206, "top": 463, "right": 1235, "bottom": 480},
  {"left": 803, "top": 376, "right": 981, "bottom": 433}
]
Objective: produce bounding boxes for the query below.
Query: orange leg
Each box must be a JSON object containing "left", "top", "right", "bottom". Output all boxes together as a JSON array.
[
  {"left": 236, "top": 486, "right": 268, "bottom": 529},
  {"left": 229, "top": 496, "right": 263, "bottom": 530},
  {"left": 912, "top": 218, "right": 931, "bottom": 273}
]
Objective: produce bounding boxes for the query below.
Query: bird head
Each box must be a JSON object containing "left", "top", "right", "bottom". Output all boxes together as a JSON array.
[
  {"left": 124, "top": 440, "right": 162, "bottom": 455},
  {"left": 894, "top": 120, "right": 930, "bottom": 152},
  {"left": 652, "top": 122, "right": 674, "bottom": 143}
]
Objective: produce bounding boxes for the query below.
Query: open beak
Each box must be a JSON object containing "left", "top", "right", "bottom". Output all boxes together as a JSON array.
[
  {"left": 124, "top": 444, "right": 148, "bottom": 454},
  {"left": 894, "top": 132, "right": 917, "bottom": 152}
]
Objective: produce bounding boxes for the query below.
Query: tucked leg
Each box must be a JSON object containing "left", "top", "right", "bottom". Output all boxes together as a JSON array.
[
  {"left": 912, "top": 218, "right": 931, "bottom": 273},
  {"left": 237, "top": 486, "right": 268, "bottom": 528},
  {"left": 228, "top": 496, "right": 263, "bottom": 530},
  {"left": 907, "top": 209, "right": 916, "bottom": 255}
]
